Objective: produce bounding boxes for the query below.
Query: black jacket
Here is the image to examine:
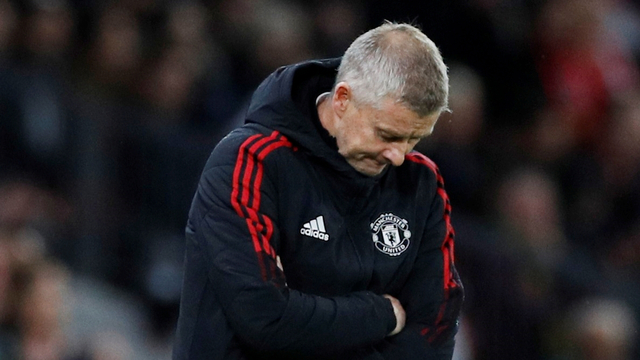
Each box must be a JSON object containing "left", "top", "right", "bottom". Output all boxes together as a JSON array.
[{"left": 172, "top": 58, "right": 464, "bottom": 360}]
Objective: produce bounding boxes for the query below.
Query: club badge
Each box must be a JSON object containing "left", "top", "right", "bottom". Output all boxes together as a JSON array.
[{"left": 370, "top": 213, "right": 411, "bottom": 256}]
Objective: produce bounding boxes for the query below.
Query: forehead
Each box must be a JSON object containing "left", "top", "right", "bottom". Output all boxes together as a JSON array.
[{"left": 368, "top": 99, "right": 440, "bottom": 135}]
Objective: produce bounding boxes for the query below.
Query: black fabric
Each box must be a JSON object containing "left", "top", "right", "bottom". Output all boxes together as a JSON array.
[{"left": 173, "top": 59, "right": 463, "bottom": 360}]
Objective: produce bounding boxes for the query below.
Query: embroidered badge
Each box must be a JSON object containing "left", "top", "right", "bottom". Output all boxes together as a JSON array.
[{"left": 370, "top": 213, "right": 411, "bottom": 256}]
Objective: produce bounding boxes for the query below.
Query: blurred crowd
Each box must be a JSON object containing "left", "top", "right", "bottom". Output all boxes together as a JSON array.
[{"left": 0, "top": 0, "right": 639, "bottom": 359}]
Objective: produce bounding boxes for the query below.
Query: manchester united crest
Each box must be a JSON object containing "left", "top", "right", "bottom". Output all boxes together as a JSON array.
[{"left": 370, "top": 213, "right": 411, "bottom": 256}]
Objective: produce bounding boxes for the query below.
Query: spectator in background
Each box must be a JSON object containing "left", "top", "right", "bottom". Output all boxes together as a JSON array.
[
  {"left": 0, "top": 179, "right": 70, "bottom": 359},
  {"left": 0, "top": 180, "right": 165, "bottom": 360},
  {"left": 16, "top": 260, "right": 71, "bottom": 360},
  {"left": 66, "top": 3, "right": 144, "bottom": 282},
  {"left": 0, "top": 0, "right": 17, "bottom": 56},
  {"left": 2, "top": 0, "right": 76, "bottom": 190},
  {"left": 313, "top": 1, "right": 366, "bottom": 57},
  {"left": 78, "top": 4, "right": 142, "bottom": 98},
  {"left": 0, "top": 239, "right": 16, "bottom": 358},
  {"left": 549, "top": 91, "right": 640, "bottom": 260},
  {"left": 0, "top": 0, "right": 19, "bottom": 180},
  {"left": 534, "top": 0, "right": 640, "bottom": 152},
  {"left": 561, "top": 297, "right": 638, "bottom": 360},
  {"left": 459, "top": 167, "right": 604, "bottom": 360},
  {"left": 214, "top": 0, "right": 315, "bottom": 95}
]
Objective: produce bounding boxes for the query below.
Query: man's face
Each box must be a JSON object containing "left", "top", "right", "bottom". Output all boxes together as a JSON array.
[{"left": 333, "top": 97, "right": 440, "bottom": 176}]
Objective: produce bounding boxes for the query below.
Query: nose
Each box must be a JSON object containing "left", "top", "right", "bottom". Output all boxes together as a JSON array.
[{"left": 382, "top": 143, "right": 408, "bottom": 167}]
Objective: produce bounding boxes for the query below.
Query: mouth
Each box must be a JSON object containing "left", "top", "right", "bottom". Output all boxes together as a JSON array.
[{"left": 350, "top": 157, "right": 388, "bottom": 176}]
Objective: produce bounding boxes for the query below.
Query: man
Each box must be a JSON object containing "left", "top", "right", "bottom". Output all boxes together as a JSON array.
[{"left": 173, "top": 22, "right": 464, "bottom": 360}]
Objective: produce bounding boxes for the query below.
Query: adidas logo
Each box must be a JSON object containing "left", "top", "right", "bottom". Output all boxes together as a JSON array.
[{"left": 300, "top": 216, "right": 330, "bottom": 241}]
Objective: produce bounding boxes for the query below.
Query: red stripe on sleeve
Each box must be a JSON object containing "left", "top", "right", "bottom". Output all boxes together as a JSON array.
[
  {"left": 241, "top": 134, "right": 278, "bottom": 206},
  {"left": 245, "top": 218, "right": 262, "bottom": 253},
  {"left": 406, "top": 152, "right": 439, "bottom": 176},
  {"left": 406, "top": 152, "right": 457, "bottom": 293},
  {"left": 231, "top": 131, "right": 292, "bottom": 278},
  {"left": 406, "top": 152, "right": 461, "bottom": 341},
  {"left": 231, "top": 134, "right": 262, "bottom": 217}
]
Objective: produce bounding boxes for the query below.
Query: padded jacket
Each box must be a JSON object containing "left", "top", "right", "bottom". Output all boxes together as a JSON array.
[{"left": 172, "top": 58, "right": 464, "bottom": 360}]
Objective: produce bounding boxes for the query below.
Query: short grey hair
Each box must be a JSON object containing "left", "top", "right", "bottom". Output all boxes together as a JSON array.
[{"left": 336, "top": 22, "right": 449, "bottom": 117}]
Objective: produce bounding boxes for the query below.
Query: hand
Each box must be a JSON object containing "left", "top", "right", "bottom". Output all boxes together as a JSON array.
[{"left": 383, "top": 294, "right": 406, "bottom": 336}]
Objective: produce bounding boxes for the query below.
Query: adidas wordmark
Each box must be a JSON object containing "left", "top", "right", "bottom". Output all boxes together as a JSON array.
[{"left": 300, "top": 216, "right": 329, "bottom": 241}]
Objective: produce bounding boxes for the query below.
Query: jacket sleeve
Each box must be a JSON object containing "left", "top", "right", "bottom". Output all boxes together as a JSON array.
[
  {"left": 376, "top": 159, "right": 464, "bottom": 359},
  {"left": 190, "top": 131, "right": 396, "bottom": 355}
]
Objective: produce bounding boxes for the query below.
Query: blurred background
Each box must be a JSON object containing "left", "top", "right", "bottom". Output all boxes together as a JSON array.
[{"left": 1, "top": 0, "right": 639, "bottom": 359}]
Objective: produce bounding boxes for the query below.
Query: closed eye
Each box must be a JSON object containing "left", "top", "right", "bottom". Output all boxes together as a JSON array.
[
  {"left": 378, "top": 130, "right": 406, "bottom": 143},
  {"left": 382, "top": 135, "right": 405, "bottom": 143},
  {"left": 378, "top": 130, "right": 426, "bottom": 144}
]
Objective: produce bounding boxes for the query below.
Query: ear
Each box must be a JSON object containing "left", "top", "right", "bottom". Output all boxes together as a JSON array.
[{"left": 332, "top": 82, "right": 351, "bottom": 117}]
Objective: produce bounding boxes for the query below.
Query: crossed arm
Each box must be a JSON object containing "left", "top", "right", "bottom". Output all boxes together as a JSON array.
[{"left": 192, "top": 138, "right": 462, "bottom": 358}]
